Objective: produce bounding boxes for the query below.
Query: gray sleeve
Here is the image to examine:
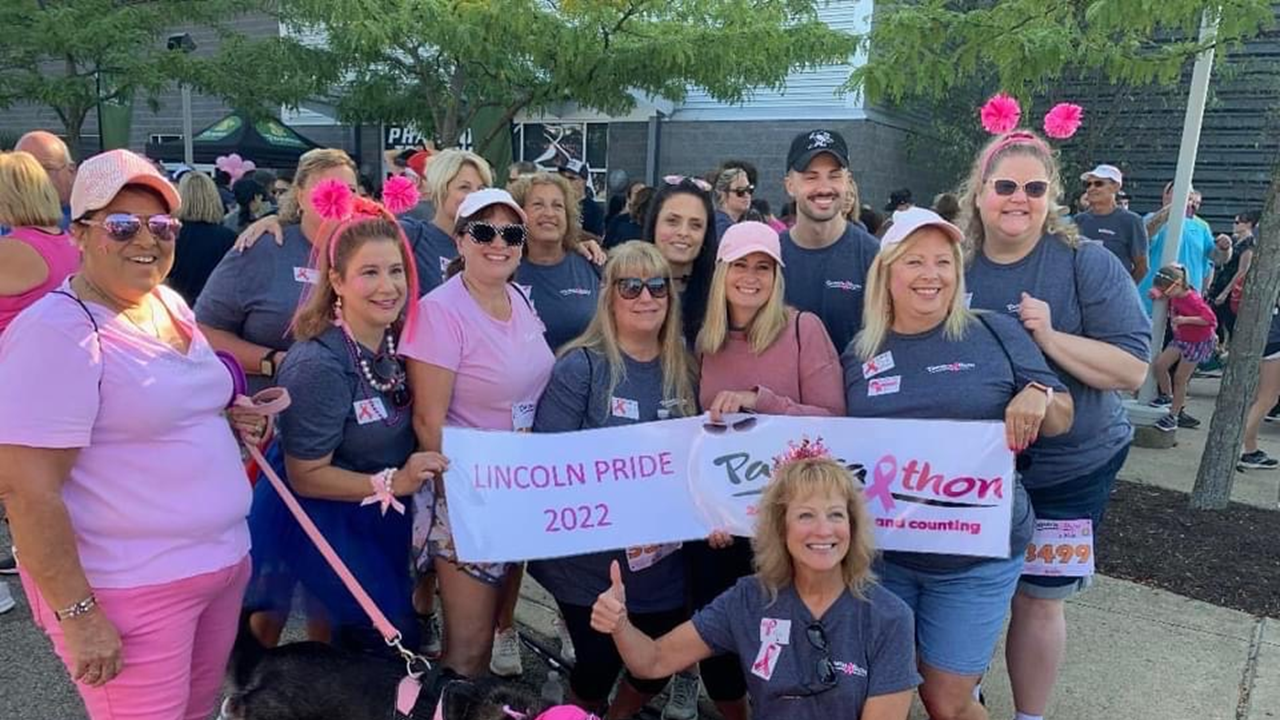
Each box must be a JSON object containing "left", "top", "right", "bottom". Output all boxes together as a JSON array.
[
  {"left": 690, "top": 577, "right": 750, "bottom": 656},
  {"left": 194, "top": 247, "right": 249, "bottom": 332},
  {"left": 866, "top": 592, "right": 922, "bottom": 696},
  {"left": 1129, "top": 214, "right": 1150, "bottom": 260},
  {"left": 983, "top": 314, "right": 1068, "bottom": 392},
  {"left": 276, "top": 345, "right": 353, "bottom": 461},
  {"left": 533, "top": 349, "right": 593, "bottom": 432},
  {"left": 1075, "top": 243, "right": 1152, "bottom": 360}
]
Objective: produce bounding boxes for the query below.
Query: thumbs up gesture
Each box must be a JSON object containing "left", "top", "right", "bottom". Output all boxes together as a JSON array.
[{"left": 591, "top": 560, "right": 629, "bottom": 635}]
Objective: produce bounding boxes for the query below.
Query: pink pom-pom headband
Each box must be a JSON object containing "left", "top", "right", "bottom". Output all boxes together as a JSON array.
[{"left": 978, "top": 94, "right": 1083, "bottom": 176}]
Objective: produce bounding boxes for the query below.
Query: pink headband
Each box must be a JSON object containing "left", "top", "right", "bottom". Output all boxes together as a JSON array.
[
  {"left": 980, "top": 131, "right": 1052, "bottom": 177},
  {"left": 978, "top": 93, "right": 1083, "bottom": 177}
]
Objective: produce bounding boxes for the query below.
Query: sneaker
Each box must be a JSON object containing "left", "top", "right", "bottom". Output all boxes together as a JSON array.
[
  {"left": 553, "top": 616, "right": 576, "bottom": 665},
  {"left": 489, "top": 627, "right": 523, "bottom": 677},
  {"left": 1154, "top": 414, "right": 1177, "bottom": 432},
  {"left": 420, "top": 612, "right": 443, "bottom": 659},
  {"left": 1150, "top": 394, "right": 1172, "bottom": 408},
  {"left": 662, "top": 670, "right": 701, "bottom": 720},
  {"left": 0, "top": 551, "right": 15, "bottom": 575},
  {"left": 1266, "top": 408, "right": 1280, "bottom": 424},
  {"left": 1239, "top": 450, "right": 1280, "bottom": 470},
  {"left": 1177, "top": 410, "right": 1201, "bottom": 429},
  {"left": 0, "top": 581, "right": 14, "bottom": 614}
]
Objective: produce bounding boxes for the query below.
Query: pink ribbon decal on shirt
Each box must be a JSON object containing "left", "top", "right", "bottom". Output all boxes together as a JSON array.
[
  {"left": 865, "top": 454, "right": 897, "bottom": 512},
  {"left": 361, "top": 469, "right": 406, "bottom": 516}
]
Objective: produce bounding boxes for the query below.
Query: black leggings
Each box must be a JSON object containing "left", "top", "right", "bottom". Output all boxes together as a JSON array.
[
  {"left": 557, "top": 601, "right": 686, "bottom": 702},
  {"left": 685, "top": 539, "right": 754, "bottom": 702}
]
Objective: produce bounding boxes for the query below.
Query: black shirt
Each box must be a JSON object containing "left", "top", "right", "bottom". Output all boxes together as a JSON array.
[{"left": 169, "top": 221, "right": 237, "bottom": 306}]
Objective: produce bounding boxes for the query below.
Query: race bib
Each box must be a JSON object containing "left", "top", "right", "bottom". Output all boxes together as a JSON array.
[
  {"left": 294, "top": 267, "right": 320, "bottom": 284},
  {"left": 625, "top": 542, "right": 681, "bottom": 572},
  {"left": 867, "top": 375, "right": 901, "bottom": 397},
  {"left": 750, "top": 641, "right": 784, "bottom": 681},
  {"left": 354, "top": 397, "right": 388, "bottom": 424},
  {"left": 610, "top": 396, "right": 640, "bottom": 420},
  {"left": 1023, "top": 519, "right": 1094, "bottom": 577},
  {"left": 760, "top": 618, "right": 791, "bottom": 645},
  {"left": 862, "top": 351, "right": 894, "bottom": 379},
  {"left": 512, "top": 401, "right": 537, "bottom": 432}
]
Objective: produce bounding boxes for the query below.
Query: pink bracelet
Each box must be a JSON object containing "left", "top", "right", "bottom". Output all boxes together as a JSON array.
[{"left": 360, "top": 468, "right": 405, "bottom": 516}]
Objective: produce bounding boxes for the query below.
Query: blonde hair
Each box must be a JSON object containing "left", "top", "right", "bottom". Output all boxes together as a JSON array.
[
  {"left": 278, "top": 148, "right": 357, "bottom": 223},
  {"left": 696, "top": 259, "right": 789, "bottom": 355},
  {"left": 0, "top": 151, "right": 62, "bottom": 228},
  {"left": 506, "top": 172, "right": 582, "bottom": 254},
  {"left": 176, "top": 172, "right": 226, "bottom": 224},
  {"left": 957, "top": 131, "right": 1078, "bottom": 263},
  {"left": 427, "top": 149, "right": 493, "bottom": 218},
  {"left": 560, "top": 241, "right": 696, "bottom": 417},
  {"left": 713, "top": 167, "right": 747, "bottom": 211},
  {"left": 854, "top": 231, "right": 972, "bottom": 360},
  {"left": 752, "top": 457, "right": 877, "bottom": 602},
  {"left": 291, "top": 216, "right": 411, "bottom": 341}
]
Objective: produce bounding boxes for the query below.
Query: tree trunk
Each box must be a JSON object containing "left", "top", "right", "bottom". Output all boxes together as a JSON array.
[
  {"left": 60, "top": 109, "right": 88, "bottom": 161},
  {"left": 1191, "top": 162, "right": 1280, "bottom": 508}
]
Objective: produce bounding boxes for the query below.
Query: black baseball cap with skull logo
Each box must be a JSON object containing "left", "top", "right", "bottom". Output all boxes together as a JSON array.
[{"left": 787, "top": 129, "right": 849, "bottom": 172}]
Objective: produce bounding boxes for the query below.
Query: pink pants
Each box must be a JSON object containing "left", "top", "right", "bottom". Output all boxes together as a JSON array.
[{"left": 20, "top": 556, "right": 251, "bottom": 720}]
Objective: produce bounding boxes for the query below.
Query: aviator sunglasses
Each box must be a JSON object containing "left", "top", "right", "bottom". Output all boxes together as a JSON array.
[
  {"left": 79, "top": 213, "right": 181, "bottom": 243},
  {"left": 991, "top": 179, "right": 1049, "bottom": 198},
  {"left": 615, "top": 276, "right": 670, "bottom": 300},
  {"left": 465, "top": 221, "right": 527, "bottom": 247}
]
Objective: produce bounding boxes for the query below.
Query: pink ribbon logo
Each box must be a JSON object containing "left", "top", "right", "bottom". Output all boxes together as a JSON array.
[{"left": 865, "top": 454, "right": 897, "bottom": 512}]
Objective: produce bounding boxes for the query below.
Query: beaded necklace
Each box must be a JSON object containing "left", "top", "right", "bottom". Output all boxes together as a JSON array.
[{"left": 340, "top": 326, "right": 408, "bottom": 427}]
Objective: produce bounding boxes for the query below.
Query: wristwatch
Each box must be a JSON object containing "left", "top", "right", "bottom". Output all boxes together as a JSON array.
[
  {"left": 260, "top": 349, "right": 282, "bottom": 378},
  {"left": 1026, "top": 381, "right": 1055, "bottom": 405}
]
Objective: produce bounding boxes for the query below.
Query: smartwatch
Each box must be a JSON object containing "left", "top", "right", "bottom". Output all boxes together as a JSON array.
[{"left": 260, "top": 349, "right": 282, "bottom": 378}]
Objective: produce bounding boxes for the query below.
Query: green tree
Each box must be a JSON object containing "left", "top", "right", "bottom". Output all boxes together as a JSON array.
[
  {"left": 279, "top": 0, "right": 857, "bottom": 153},
  {"left": 0, "top": 0, "right": 330, "bottom": 159}
]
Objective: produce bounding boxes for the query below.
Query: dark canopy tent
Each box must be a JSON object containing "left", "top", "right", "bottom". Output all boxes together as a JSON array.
[{"left": 146, "top": 111, "right": 321, "bottom": 167}]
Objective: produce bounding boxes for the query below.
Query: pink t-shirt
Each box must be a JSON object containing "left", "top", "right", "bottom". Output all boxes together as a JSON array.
[
  {"left": 401, "top": 275, "right": 554, "bottom": 430},
  {"left": 1170, "top": 290, "right": 1217, "bottom": 344},
  {"left": 0, "top": 281, "right": 251, "bottom": 588},
  {"left": 0, "top": 227, "right": 80, "bottom": 336}
]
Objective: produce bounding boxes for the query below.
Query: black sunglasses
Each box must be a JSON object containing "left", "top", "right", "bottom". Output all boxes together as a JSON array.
[
  {"left": 806, "top": 622, "right": 838, "bottom": 688},
  {"left": 369, "top": 354, "right": 411, "bottom": 409},
  {"left": 616, "top": 276, "right": 669, "bottom": 300},
  {"left": 702, "top": 416, "right": 757, "bottom": 434},
  {"left": 731, "top": 185, "right": 755, "bottom": 198},
  {"left": 79, "top": 213, "right": 181, "bottom": 243},
  {"left": 991, "top": 179, "right": 1049, "bottom": 198},
  {"left": 465, "top": 221, "right": 527, "bottom": 247},
  {"left": 1084, "top": 180, "right": 1110, "bottom": 189}
]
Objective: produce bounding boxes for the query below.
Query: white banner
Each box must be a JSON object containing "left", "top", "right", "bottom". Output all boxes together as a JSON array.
[{"left": 441, "top": 415, "right": 1014, "bottom": 563}]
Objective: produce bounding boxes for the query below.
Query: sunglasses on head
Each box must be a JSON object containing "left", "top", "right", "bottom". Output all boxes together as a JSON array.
[
  {"left": 465, "top": 221, "right": 527, "bottom": 247},
  {"left": 730, "top": 185, "right": 755, "bottom": 198},
  {"left": 663, "top": 175, "right": 712, "bottom": 192},
  {"left": 615, "top": 276, "right": 669, "bottom": 300},
  {"left": 991, "top": 179, "right": 1050, "bottom": 198},
  {"left": 79, "top": 213, "right": 181, "bottom": 243}
]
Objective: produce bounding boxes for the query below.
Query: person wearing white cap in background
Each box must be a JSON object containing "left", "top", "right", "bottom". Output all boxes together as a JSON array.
[
  {"left": 1073, "top": 164, "right": 1149, "bottom": 283},
  {"left": 842, "top": 206, "right": 1075, "bottom": 720},
  {"left": 400, "top": 187, "right": 556, "bottom": 679},
  {"left": 0, "top": 148, "right": 268, "bottom": 719}
]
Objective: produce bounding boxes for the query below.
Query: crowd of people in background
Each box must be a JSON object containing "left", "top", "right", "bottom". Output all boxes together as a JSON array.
[{"left": 0, "top": 117, "right": 1272, "bottom": 720}]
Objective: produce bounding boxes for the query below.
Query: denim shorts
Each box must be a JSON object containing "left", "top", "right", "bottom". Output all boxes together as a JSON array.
[
  {"left": 875, "top": 553, "right": 1023, "bottom": 676},
  {"left": 1018, "top": 445, "right": 1129, "bottom": 599}
]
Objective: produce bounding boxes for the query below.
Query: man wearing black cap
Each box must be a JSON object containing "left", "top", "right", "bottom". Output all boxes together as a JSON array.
[
  {"left": 558, "top": 159, "right": 606, "bottom": 237},
  {"left": 779, "top": 129, "right": 881, "bottom": 352},
  {"left": 885, "top": 188, "right": 913, "bottom": 213}
]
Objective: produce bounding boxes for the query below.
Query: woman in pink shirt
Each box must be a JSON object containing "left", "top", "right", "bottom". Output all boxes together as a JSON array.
[
  {"left": 685, "top": 220, "right": 846, "bottom": 720},
  {"left": 0, "top": 151, "right": 80, "bottom": 335},
  {"left": 401, "top": 188, "right": 555, "bottom": 678},
  {"left": 0, "top": 149, "right": 266, "bottom": 720}
]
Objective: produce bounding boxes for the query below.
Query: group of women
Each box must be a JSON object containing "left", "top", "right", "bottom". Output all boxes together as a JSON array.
[{"left": 0, "top": 123, "right": 1154, "bottom": 720}]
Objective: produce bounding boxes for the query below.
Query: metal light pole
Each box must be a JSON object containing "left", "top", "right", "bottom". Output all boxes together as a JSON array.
[{"left": 167, "top": 33, "right": 198, "bottom": 165}]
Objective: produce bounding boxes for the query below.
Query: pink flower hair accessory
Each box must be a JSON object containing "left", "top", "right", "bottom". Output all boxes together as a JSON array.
[
  {"left": 381, "top": 175, "right": 420, "bottom": 215},
  {"left": 1043, "top": 102, "right": 1083, "bottom": 139},
  {"left": 312, "top": 178, "right": 356, "bottom": 222},
  {"left": 772, "top": 437, "right": 832, "bottom": 473},
  {"left": 980, "top": 93, "right": 1021, "bottom": 135}
]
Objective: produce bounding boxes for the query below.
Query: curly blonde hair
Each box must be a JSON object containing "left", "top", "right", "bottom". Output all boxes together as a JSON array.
[
  {"left": 506, "top": 171, "right": 582, "bottom": 254},
  {"left": 752, "top": 457, "right": 877, "bottom": 603}
]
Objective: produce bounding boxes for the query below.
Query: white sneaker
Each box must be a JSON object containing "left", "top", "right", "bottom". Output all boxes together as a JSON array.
[
  {"left": 662, "top": 670, "right": 700, "bottom": 720},
  {"left": 420, "top": 612, "right": 443, "bottom": 659},
  {"left": 0, "top": 581, "right": 15, "bottom": 615},
  {"left": 490, "top": 627, "right": 524, "bottom": 677},
  {"left": 554, "top": 616, "right": 576, "bottom": 665}
]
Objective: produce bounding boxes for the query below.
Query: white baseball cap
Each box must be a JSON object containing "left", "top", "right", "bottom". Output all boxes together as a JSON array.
[
  {"left": 455, "top": 188, "right": 527, "bottom": 223},
  {"left": 879, "top": 207, "right": 963, "bottom": 249},
  {"left": 71, "top": 149, "right": 181, "bottom": 220},
  {"left": 1081, "top": 164, "right": 1123, "bottom": 185}
]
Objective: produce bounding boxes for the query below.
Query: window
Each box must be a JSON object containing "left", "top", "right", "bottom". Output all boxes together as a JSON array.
[{"left": 514, "top": 122, "right": 609, "bottom": 197}]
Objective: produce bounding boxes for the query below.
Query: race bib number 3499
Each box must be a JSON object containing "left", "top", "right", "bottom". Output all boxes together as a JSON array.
[{"left": 1023, "top": 519, "right": 1094, "bottom": 577}]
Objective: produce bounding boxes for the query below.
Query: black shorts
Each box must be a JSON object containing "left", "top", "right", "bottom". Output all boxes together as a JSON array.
[{"left": 556, "top": 601, "right": 686, "bottom": 702}]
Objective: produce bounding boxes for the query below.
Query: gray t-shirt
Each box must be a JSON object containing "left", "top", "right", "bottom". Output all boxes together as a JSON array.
[
  {"left": 966, "top": 236, "right": 1151, "bottom": 488},
  {"left": 1073, "top": 208, "right": 1149, "bottom": 273},
  {"left": 515, "top": 254, "right": 601, "bottom": 351},
  {"left": 780, "top": 224, "right": 880, "bottom": 354},
  {"left": 528, "top": 347, "right": 687, "bottom": 612},
  {"left": 195, "top": 223, "right": 314, "bottom": 393},
  {"left": 843, "top": 313, "right": 1066, "bottom": 569},
  {"left": 402, "top": 218, "right": 456, "bottom": 297},
  {"left": 275, "top": 325, "right": 416, "bottom": 474},
  {"left": 692, "top": 577, "right": 921, "bottom": 720}
]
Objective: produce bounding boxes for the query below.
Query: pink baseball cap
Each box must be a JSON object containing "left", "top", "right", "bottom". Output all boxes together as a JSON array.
[
  {"left": 879, "top": 206, "right": 963, "bottom": 249},
  {"left": 716, "top": 221, "right": 785, "bottom": 266},
  {"left": 455, "top": 187, "right": 527, "bottom": 223},
  {"left": 70, "top": 149, "right": 181, "bottom": 220}
]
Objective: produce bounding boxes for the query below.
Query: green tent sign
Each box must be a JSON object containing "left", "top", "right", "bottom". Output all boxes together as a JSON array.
[
  {"left": 196, "top": 116, "right": 242, "bottom": 142},
  {"left": 256, "top": 119, "right": 308, "bottom": 149}
]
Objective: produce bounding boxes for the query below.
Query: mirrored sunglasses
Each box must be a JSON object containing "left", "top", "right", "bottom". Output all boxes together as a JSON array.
[
  {"left": 615, "top": 276, "right": 669, "bottom": 300},
  {"left": 79, "top": 213, "right": 181, "bottom": 242},
  {"left": 465, "top": 221, "right": 527, "bottom": 247}
]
